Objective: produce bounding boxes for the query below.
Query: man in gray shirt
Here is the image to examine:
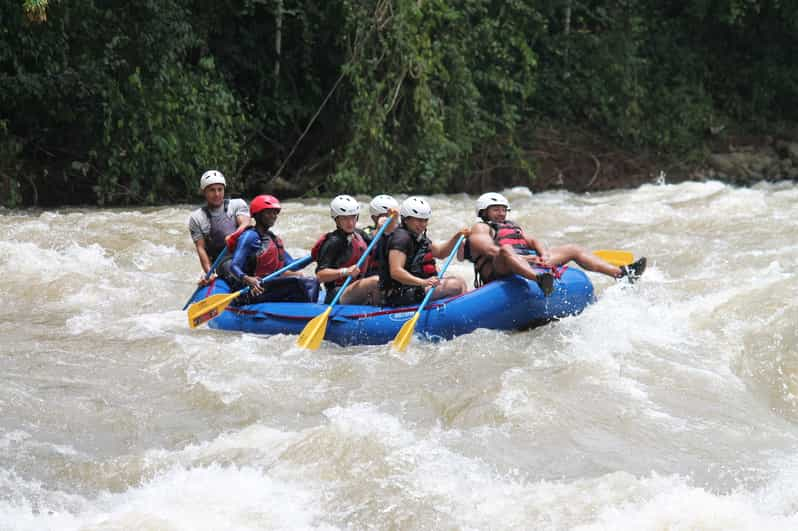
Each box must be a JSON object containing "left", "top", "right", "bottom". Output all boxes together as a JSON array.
[{"left": 187, "top": 170, "right": 250, "bottom": 285}]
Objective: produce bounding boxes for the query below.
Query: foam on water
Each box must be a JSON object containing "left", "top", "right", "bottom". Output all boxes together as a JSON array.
[
  {"left": 0, "top": 464, "right": 337, "bottom": 531},
  {"left": 2, "top": 184, "right": 798, "bottom": 529}
]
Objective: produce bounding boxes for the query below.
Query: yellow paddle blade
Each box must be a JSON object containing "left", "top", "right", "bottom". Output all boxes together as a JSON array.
[
  {"left": 593, "top": 249, "right": 634, "bottom": 267},
  {"left": 296, "top": 306, "right": 332, "bottom": 350},
  {"left": 187, "top": 291, "right": 239, "bottom": 329},
  {"left": 391, "top": 313, "right": 420, "bottom": 352}
]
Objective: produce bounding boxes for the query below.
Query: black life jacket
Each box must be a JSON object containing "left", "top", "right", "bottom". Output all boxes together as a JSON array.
[
  {"left": 311, "top": 229, "right": 369, "bottom": 287},
  {"left": 379, "top": 226, "right": 437, "bottom": 292},
  {"left": 202, "top": 198, "right": 237, "bottom": 261}
]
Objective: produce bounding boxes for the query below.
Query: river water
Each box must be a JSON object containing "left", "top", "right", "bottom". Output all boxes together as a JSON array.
[{"left": 1, "top": 181, "right": 797, "bottom": 530}]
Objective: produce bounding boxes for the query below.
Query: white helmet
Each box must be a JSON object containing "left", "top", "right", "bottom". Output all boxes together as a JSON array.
[
  {"left": 369, "top": 194, "right": 399, "bottom": 216},
  {"left": 400, "top": 196, "right": 432, "bottom": 220},
  {"left": 475, "top": 192, "right": 510, "bottom": 217},
  {"left": 199, "top": 170, "right": 226, "bottom": 191},
  {"left": 330, "top": 194, "right": 361, "bottom": 218}
]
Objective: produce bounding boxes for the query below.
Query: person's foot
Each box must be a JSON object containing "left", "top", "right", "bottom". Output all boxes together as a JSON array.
[
  {"left": 618, "top": 257, "right": 647, "bottom": 283},
  {"left": 536, "top": 272, "right": 555, "bottom": 297}
]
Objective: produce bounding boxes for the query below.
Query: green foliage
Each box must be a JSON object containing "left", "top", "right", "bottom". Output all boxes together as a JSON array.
[
  {"left": 2, "top": 0, "right": 798, "bottom": 206},
  {"left": 97, "top": 62, "right": 250, "bottom": 205},
  {"left": 534, "top": 0, "right": 798, "bottom": 153},
  {"left": 332, "top": 0, "right": 543, "bottom": 193}
]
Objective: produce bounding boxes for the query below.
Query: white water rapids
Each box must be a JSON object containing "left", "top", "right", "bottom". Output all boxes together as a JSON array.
[{"left": 1, "top": 181, "right": 797, "bottom": 530}]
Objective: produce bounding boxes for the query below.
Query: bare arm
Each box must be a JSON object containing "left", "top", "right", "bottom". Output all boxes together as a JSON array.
[
  {"left": 235, "top": 213, "right": 251, "bottom": 229},
  {"left": 317, "top": 265, "right": 360, "bottom": 284},
  {"left": 194, "top": 238, "right": 212, "bottom": 274},
  {"left": 376, "top": 208, "right": 400, "bottom": 234},
  {"left": 467, "top": 223, "right": 499, "bottom": 258},
  {"left": 388, "top": 249, "right": 438, "bottom": 288}
]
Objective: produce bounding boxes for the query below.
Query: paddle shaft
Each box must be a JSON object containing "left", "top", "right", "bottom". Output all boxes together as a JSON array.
[
  {"left": 182, "top": 247, "right": 228, "bottom": 310},
  {"left": 414, "top": 234, "right": 465, "bottom": 315},
  {"left": 243, "top": 254, "right": 313, "bottom": 295}
]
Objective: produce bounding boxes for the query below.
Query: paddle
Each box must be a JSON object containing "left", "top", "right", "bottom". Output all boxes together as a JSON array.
[
  {"left": 392, "top": 234, "right": 465, "bottom": 352},
  {"left": 187, "top": 255, "right": 313, "bottom": 329},
  {"left": 182, "top": 248, "right": 228, "bottom": 310},
  {"left": 593, "top": 249, "right": 634, "bottom": 267},
  {"left": 296, "top": 215, "right": 394, "bottom": 350}
]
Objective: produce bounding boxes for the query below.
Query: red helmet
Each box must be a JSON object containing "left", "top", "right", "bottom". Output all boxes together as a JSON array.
[{"left": 250, "top": 194, "right": 281, "bottom": 215}]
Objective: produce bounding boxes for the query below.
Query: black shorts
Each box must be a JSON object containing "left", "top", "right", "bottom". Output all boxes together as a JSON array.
[
  {"left": 383, "top": 286, "right": 425, "bottom": 307},
  {"left": 234, "top": 276, "right": 319, "bottom": 305}
]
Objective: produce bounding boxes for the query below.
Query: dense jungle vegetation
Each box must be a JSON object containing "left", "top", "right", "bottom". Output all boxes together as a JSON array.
[{"left": 2, "top": 0, "right": 797, "bottom": 206}]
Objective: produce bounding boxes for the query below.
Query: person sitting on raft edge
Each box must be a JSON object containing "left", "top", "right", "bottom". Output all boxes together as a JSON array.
[
  {"left": 463, "top": 192, "right": 646, "bottom": 292},
  {"left": 378, "top": 196, "right": 469, "bottom": 307},
  {"left": 187, "top": 170, "right": 250, "bottom": 286},
  {"left": 312, "top": 194, "right": 389, "bottom": 305},
  {"left": 219, "top": 194, "right": 319, "bottom": 305}
]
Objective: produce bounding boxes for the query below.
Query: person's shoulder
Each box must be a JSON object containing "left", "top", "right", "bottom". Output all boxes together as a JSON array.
[
  {"left": 238, "top": 227, "right": 260, "bottom": 245},
  {"left": 388, "top": 227, "right": 412, "bottom": 246},
  {"left": 323, "top": 229, "right": 345, "bottom": 241},
  {"left": 470, "top": 220, "right": 489, "bottom": 233},
  {"left": 228, "top": 198, "right": 249, "bottom": 213},
  {"left": 319, "top": 230, "right": 346, "bottom": 250},
  {"left": 188, "top": 207, "right": 207, "bottom": 226}
]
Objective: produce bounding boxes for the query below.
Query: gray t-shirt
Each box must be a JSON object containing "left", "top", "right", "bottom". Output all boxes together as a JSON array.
[{"left": 188, "top": 198, "right": 249, "bottom": 242}]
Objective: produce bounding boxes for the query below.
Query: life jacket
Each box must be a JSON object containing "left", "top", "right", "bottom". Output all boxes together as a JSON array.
[
  {"left": 225, "top": 226, "right": 287, "bottom": 277},
  {"left": 311, "top": 229, "right": 369, "bottom": 286},
  {"left": 465, "top": 219, "right": 530, "bottom": 287},
  {"left": 202, "top": 198, "right": 237, "bottom": 261},
  {"left": 224, "top": 223, "right": 250, "bottom": 253},
  {"left": 379, "top": 226, "right": 437, "bottom": 292},
  {"left": 488, "top": 220, "right": 528, "bottom": 251},
  {"left": 247, "top": 228, "right": 287, "bottom": 277}
]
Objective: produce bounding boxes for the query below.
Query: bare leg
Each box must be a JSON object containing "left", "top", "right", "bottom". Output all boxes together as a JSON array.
[
  {"left": 340, "top": 276, "right": 381, "bottom": 305},
  {"left": 490, "top": 245, "right": 545, "bottom": 282},
  {"left": 546, "top": 244, "right": 621, "bottom": 277},
  {"left": 428, "top": 276, "right": 467, "bottom": 301},
  {"left": 480, "top": 245, "right": 554, "bottom": 296}
]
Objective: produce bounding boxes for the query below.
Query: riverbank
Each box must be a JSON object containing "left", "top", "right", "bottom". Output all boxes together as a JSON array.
[
  {"left": 3, "top": 123, "right": 797, "bottom": 208},
  {"left": 493, "top": 123, "right": 798, "bottom": 194}
]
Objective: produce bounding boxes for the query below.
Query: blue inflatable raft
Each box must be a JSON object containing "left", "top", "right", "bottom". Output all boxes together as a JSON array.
[{"left": 192, "top": 268, "right": 595, "bottom": 346}]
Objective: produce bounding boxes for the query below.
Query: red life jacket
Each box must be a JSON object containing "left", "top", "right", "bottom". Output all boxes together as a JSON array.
[
  {"left": 251, "top": 230, "right": 286, "bottom": 277},
  {"left": 311, "top": 230, "right": 369, "bottom": 286},
  {"left": 488, "top": 220, "right": 529, "bottom": 251},
  {"left": 224, "top": 223, "right": 250, "bottom": 252},
  {"left": 229, "top": 227, "right": 286, "bottom": 277}
]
